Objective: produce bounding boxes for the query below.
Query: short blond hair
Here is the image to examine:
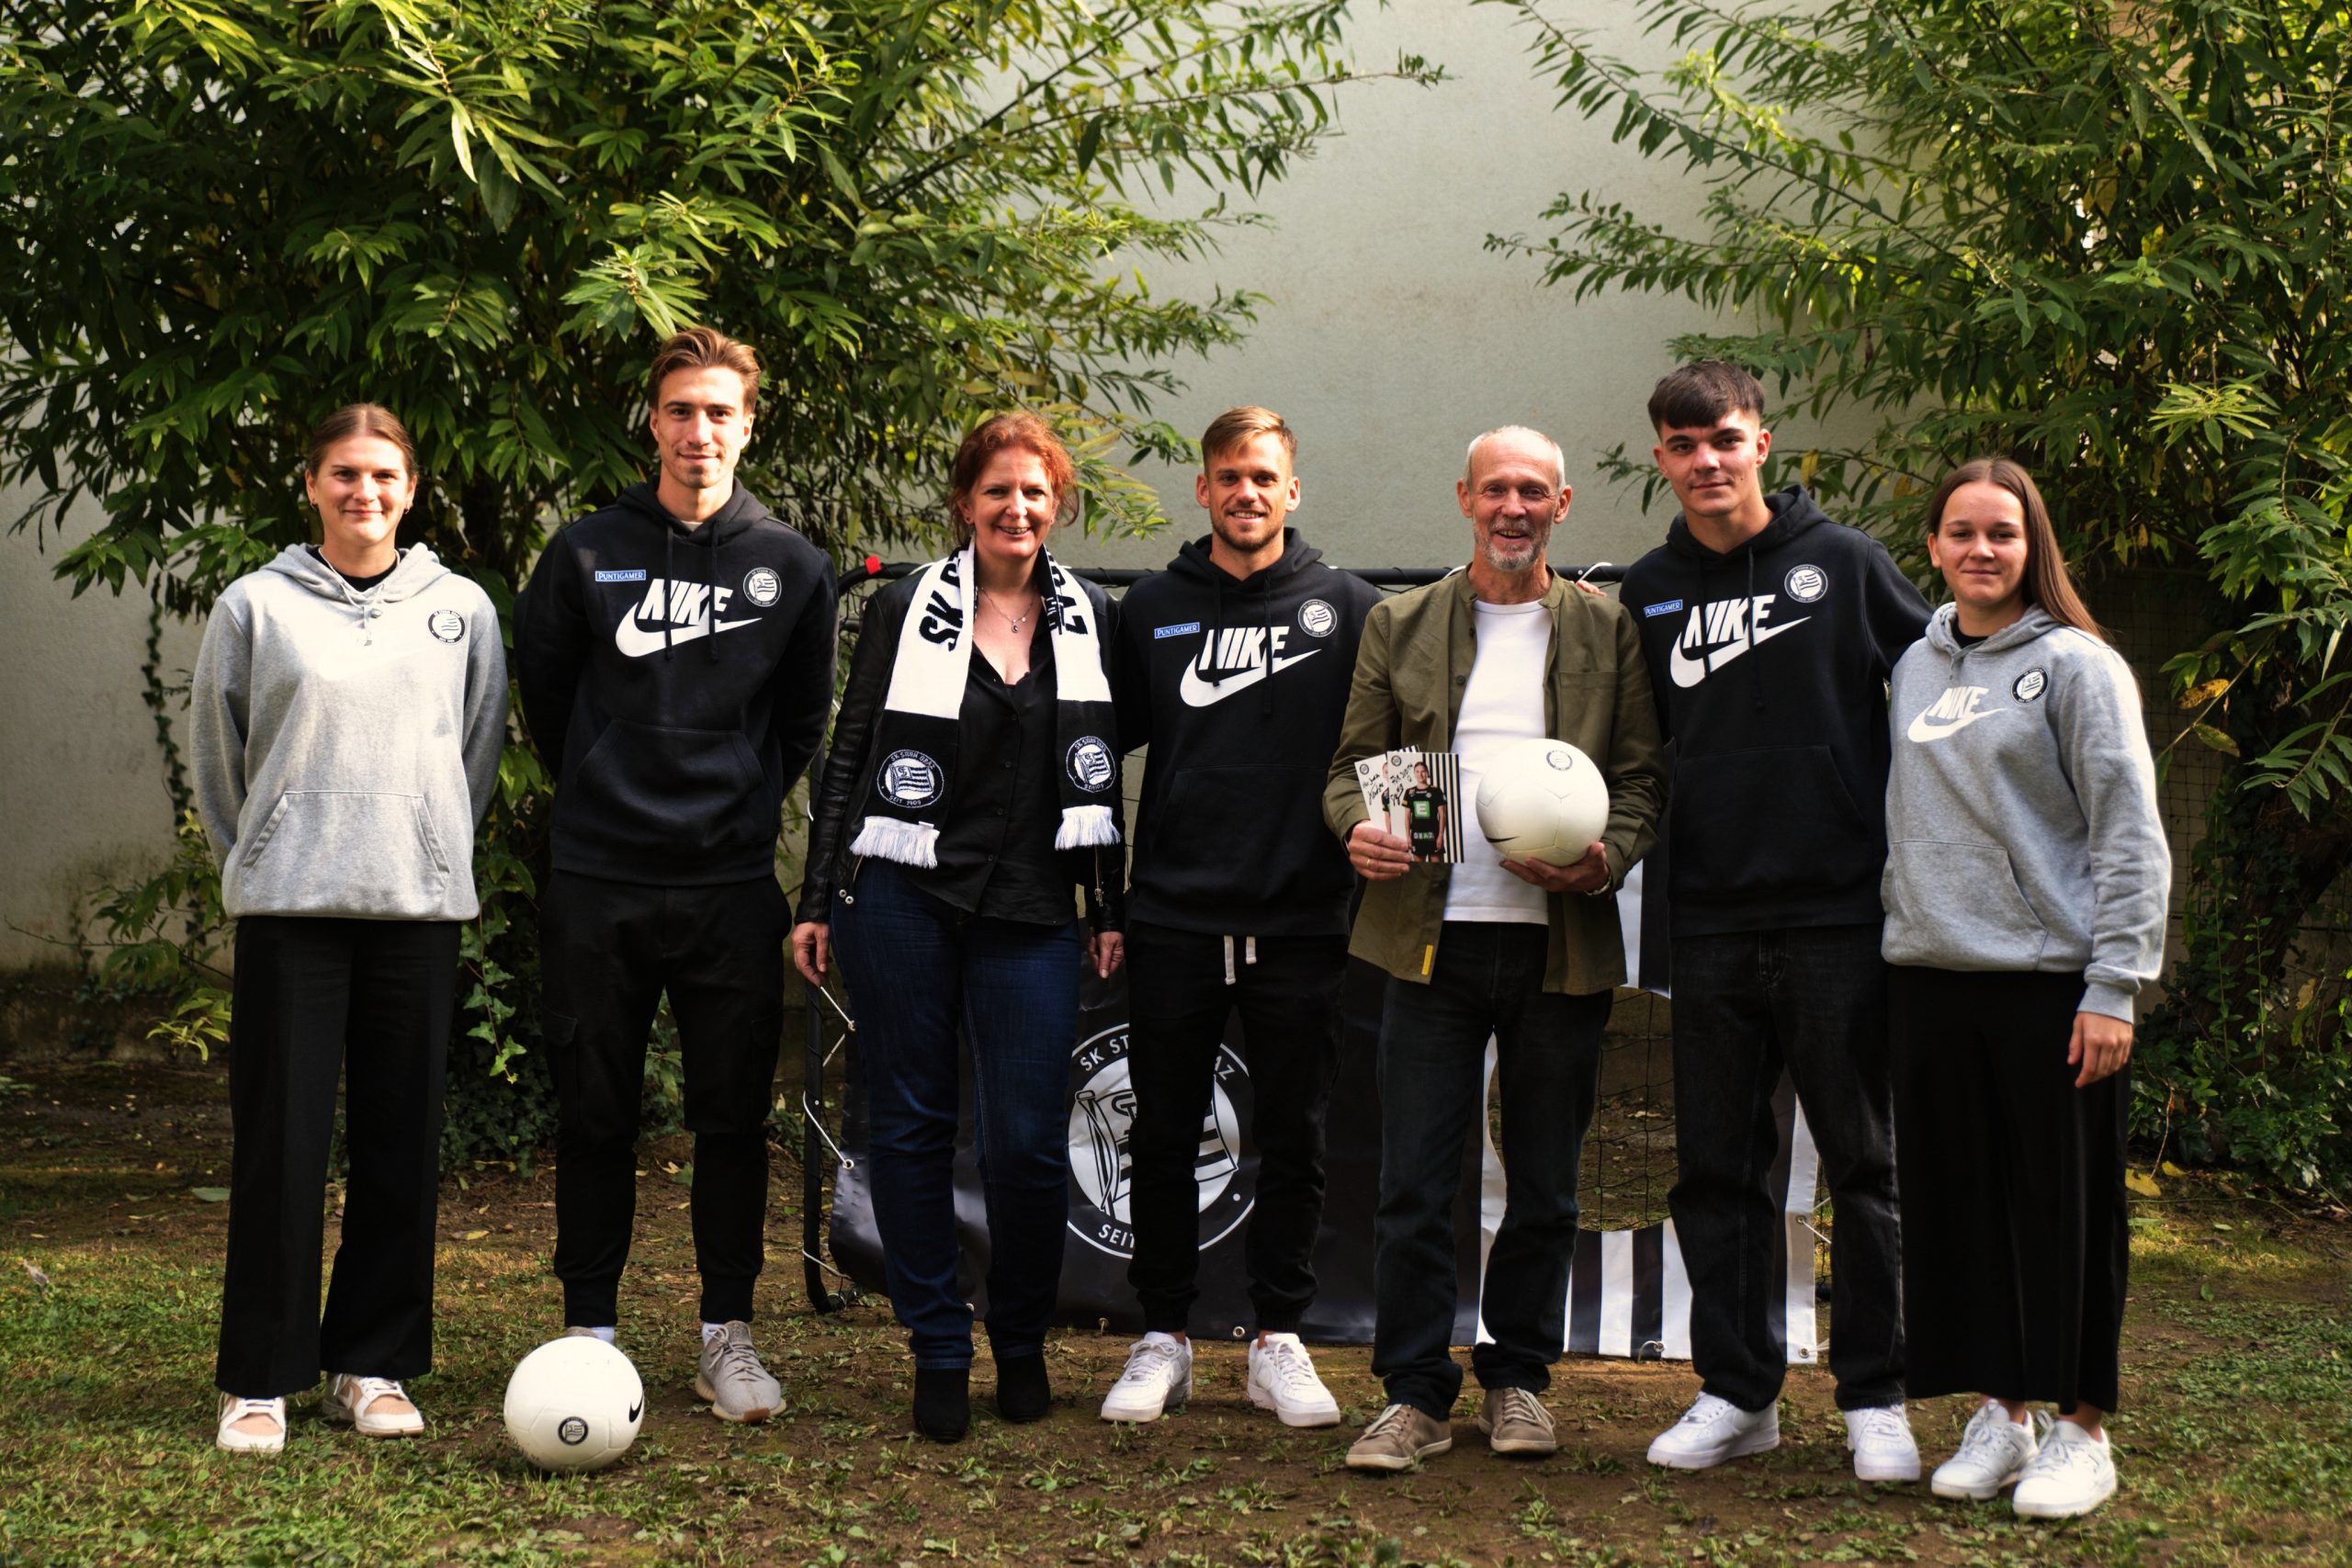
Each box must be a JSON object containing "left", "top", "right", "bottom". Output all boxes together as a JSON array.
[{"left": 1200, "top": 406, "right": 1297, "bottom": 467}]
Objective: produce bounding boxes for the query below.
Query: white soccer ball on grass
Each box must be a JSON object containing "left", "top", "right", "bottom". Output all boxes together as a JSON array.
[{"left": 504, "top": 1336, "right": 644, "bottom": 1472}]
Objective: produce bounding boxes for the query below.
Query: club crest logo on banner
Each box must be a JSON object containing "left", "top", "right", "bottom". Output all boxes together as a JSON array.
[
  {"left": 1066, "top": 1024, "right": 1255, "bottom": 1259},
  {"left": 825, "top": 869, "right": 1818, "bottom": 1359}
]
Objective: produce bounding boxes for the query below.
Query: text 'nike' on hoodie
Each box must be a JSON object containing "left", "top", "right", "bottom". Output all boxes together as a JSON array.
[
  {"left": 514, "top": 479, "right": 837, "bottom": 886},
  {"left": 1882, "top": 604, "right": 2170, "bottom": 1020},
  {"left": 1113, "top": 529, "right": 1383, "bottom": 935},
  {"left": 1621, "top": 485, "right": 1931, "bottom": 935},
  {"left": 190, "top": 543, "right": 507, "bottom": 920}
]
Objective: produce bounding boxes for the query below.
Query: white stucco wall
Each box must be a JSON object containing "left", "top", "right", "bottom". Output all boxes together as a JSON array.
[
  {"left": 1, "top": 1, "right": 1766, "bottom": 962},
  {"left": 1055, "top": 0, "right": 1746, "bottom": 577},
  {"left": 0, "top": 494, "right": 203, "bottom": 965}
]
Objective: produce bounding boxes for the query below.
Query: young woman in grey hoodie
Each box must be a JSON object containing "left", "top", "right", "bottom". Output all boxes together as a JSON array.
[
  {"left": 190, "top": 405, "right": 507, "bottom": 1453},
  {"left": 1881, "top": 458, "right": 2169, "bottom": 1519}
]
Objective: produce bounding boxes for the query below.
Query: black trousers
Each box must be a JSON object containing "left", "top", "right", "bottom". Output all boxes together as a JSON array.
[
  {"left": 541, "top": 871, "right": 787, "bottom": 1327},
  {"left": 1372, "top": 922, "right": 1609, "bottom": 1417},
  {"left": 1889, "top": 966, "right": 2129, "bottom": 1415},
  {"left": 1667, "top": 925, "right": 1906, "bottom": 1413},
  {"left": 1123, "top": 923, "right": 1349, "bottom": 1335},
  {"left": 216, "top": 916, "right": 458, "bottom": 1397}
]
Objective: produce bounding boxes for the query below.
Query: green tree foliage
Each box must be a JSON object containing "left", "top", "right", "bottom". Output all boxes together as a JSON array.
[
  {"left": 1487, "top": 0, "right": 2351, "bottom": 1189},
  {"left": 2, "top": 0, "right": 1434, "bottom": 1164}
]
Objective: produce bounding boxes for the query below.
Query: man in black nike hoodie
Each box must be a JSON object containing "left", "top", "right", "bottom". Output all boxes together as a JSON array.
[
  {"left": 1621, "top": 363, "right": 1929, "bottom": 1480},
  {"left": 514, "top": 328, "right": 835, "bottom": 1423},
  {"left": 1096, "top": 408, "right": 1380, "bottom": 1428}
]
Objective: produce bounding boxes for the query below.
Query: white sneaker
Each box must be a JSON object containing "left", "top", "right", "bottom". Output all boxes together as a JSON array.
[
  {"left": 215, "top": 1394, "right": 288, "bottom": 1454},
  {"left": 322, "top": 1373, "right": 424, "bottom": 1438},
  {"left": 1647, "top": 1392, "right": 1779, "bottom": 1469},
  {"left": 1246, "top": 1333, "right": 1340, "bottom": 1427},
  {"left": 2011, "top": 1419, "right": 2117, "bottom": 1518},
  {"left": 1931, "top": 1400, "right": 2044, "bottom": 1500},
  {"left": 1100, "top": 1333, "right": 1193, "bottom": 1423},
  {"left": 1845, "top": 1402, "right": 1921, "bottom": 1482}
]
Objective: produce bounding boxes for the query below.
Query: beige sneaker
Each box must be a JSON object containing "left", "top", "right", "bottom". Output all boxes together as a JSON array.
[
  {"left": 215, "top": 1394, "right": 288, "bottom": 1454},
  {"left": 1478, "top": 1386, "right": 1557, "bottom": 1456},
  {"left": 1345, "top": 1402, "right": 1453, "bottom": 1472},
  {"left": 695, "top": 1321, "right": 781, "bottom": 1424},
  {"left": 322, "top": 1374, "right": 424, "bottom": 1438}
]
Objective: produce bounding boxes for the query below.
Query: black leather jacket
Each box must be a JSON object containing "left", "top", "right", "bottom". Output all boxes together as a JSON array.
[{"left": 797, "top": 570, "right": 1125, "bottom": 931}]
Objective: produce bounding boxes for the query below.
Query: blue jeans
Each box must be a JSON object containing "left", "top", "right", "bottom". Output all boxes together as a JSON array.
[
  {"left": 1667, "top": 924, "right": 1905, "bottom": 1412},
  {"left": 831, "top": 861, "right": 1080, "bottom": 1369},
  {"left": 1373, "top": 921, "right": 1609, "bottom": 1417}
]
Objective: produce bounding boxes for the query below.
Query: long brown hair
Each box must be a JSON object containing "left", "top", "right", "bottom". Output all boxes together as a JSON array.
[
  {"left": 1924, "top": 457, "right": 2102, "bottom": 641},
  {"left": 306, "top": 403, "right": 415, "bottom": 476}
]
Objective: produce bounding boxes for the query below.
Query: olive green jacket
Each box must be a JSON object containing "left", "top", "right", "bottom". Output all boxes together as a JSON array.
[{"left": 1322, "top": 568, "right": 1668, "bottom": 994}]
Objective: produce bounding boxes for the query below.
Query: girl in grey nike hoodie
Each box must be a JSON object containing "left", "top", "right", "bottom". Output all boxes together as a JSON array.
[
  {"left": 1881, "top": 459, "right": 2168, "bottom": 1519},
  {"left": 189, "top": 405, "right": 506, "bottom": 1453}
]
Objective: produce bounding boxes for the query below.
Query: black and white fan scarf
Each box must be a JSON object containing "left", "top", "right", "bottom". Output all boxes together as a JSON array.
[{"left": 850, "top": 547, "right": 1121, "bottom": 867}]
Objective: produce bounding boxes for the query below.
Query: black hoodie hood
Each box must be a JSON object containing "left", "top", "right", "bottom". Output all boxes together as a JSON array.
[
  {"left": 1110, "top": 528, "right": 1382, "bottom": 936},
  {"left": 613, "top": 478, "right": 773, "bottom": 546},
  {"left": 1619, "top": 483, "right": 1931, "bottom": 936},
  {"left": 1662, "top": 483, "right": 1830, "bottom": 564},
  {"left": 1168, "top": 527, "right": 1326, "bottom": 586}
]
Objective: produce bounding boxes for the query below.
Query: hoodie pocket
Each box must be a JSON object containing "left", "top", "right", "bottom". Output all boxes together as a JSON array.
[
  {"left": 238, "top": 790, "right": 450, "bottom": 915},
  {"left": 563, "top": 719, "right": 772, "bottom": 863},
  {"left": 1146, "top": 764, "right": 1341, "bottom": 908},
  {"left": 1882, "top": 839, "right": 2050, "bottom": 969},
  {"left": 1670, "top": 745, "right": 1876, "bottom": 900}
]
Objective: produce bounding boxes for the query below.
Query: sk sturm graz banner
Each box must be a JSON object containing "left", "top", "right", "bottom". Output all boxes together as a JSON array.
[{"left": 826, "top": 868, "right": 1821, "bottom": 1361}]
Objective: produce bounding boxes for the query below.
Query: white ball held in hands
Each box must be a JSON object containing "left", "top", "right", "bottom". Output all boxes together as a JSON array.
[{"left": 1475, "top": 739, "right": 1609, "bottom": 868}]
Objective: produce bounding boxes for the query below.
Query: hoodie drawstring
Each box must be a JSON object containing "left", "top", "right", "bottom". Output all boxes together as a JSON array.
[
  {"left": 707, "top": 524, "right": 722, "bottom": 664},
  {"left": 662, "top": 526, "right": 675, "bottom": 661},
  {"left": 1259, "top": 578, "right": 1277, "bottom": 718},
  {"left": 1746, "top": 547, "right": 1764, "bottom": 714}
]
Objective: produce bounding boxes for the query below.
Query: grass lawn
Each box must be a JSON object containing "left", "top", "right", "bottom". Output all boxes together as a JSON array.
[{"left": 1, "top": 1056, "right": 2346, "bottom": 1567}]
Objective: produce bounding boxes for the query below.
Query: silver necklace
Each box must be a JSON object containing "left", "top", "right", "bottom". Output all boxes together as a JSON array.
[{"left": 981, "top": 588, "right": 1038, "bottom": 633}]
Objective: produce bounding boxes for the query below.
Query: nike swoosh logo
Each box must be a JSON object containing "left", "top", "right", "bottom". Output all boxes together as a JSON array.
[
  {"left": 1906, "top": 705, "right": 2005, "bottom": 742},
  {"left": 1667, "top": 615, "right": 1811, "bottom": 688},
  {"left": 615, "top": 615, "right": 758, "bottom": 659},
  {"left": 1177, "top": 648, "right": 1322, "bottom": 707},
  {"left": 627, "top": 1401, "right": 643, "bottom": 1423}
]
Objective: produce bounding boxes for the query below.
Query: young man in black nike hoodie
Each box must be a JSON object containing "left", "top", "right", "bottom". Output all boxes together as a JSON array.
[
  {"left": 1621, "top": 363, "right": 1930, "bottom": 1481},
  {"left": 514, "top": 328, "right": 835, "bottom": 1423},
  {"left": 1096, "top": 408, "right": 1380, "bottom": 1428}
]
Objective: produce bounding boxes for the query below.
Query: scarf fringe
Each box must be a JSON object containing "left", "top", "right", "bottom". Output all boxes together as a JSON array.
[
  {"left": 850, "top": 816, "right": 942, "bottom": 869},
  {"left": 1054, "top": 803, "right": 1120, "bottom": 851}
]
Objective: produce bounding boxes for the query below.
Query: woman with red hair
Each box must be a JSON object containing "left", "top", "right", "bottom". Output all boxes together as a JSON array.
[{"left": 794, "top": 412, "right": 1125, "bottom": 1441}]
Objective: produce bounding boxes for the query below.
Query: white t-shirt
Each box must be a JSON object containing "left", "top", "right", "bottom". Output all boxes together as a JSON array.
[{"left": 1442, "top": 599, "right": 1551, "bottom": 925}]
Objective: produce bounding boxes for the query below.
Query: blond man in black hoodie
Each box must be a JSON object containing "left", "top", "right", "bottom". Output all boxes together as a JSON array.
[
  {"left": 515, "top": 328, "right": 835, "bottom": 1424},
  {"left": 1099, "top": 408, "right": 1380, "bottom": 1427}
]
